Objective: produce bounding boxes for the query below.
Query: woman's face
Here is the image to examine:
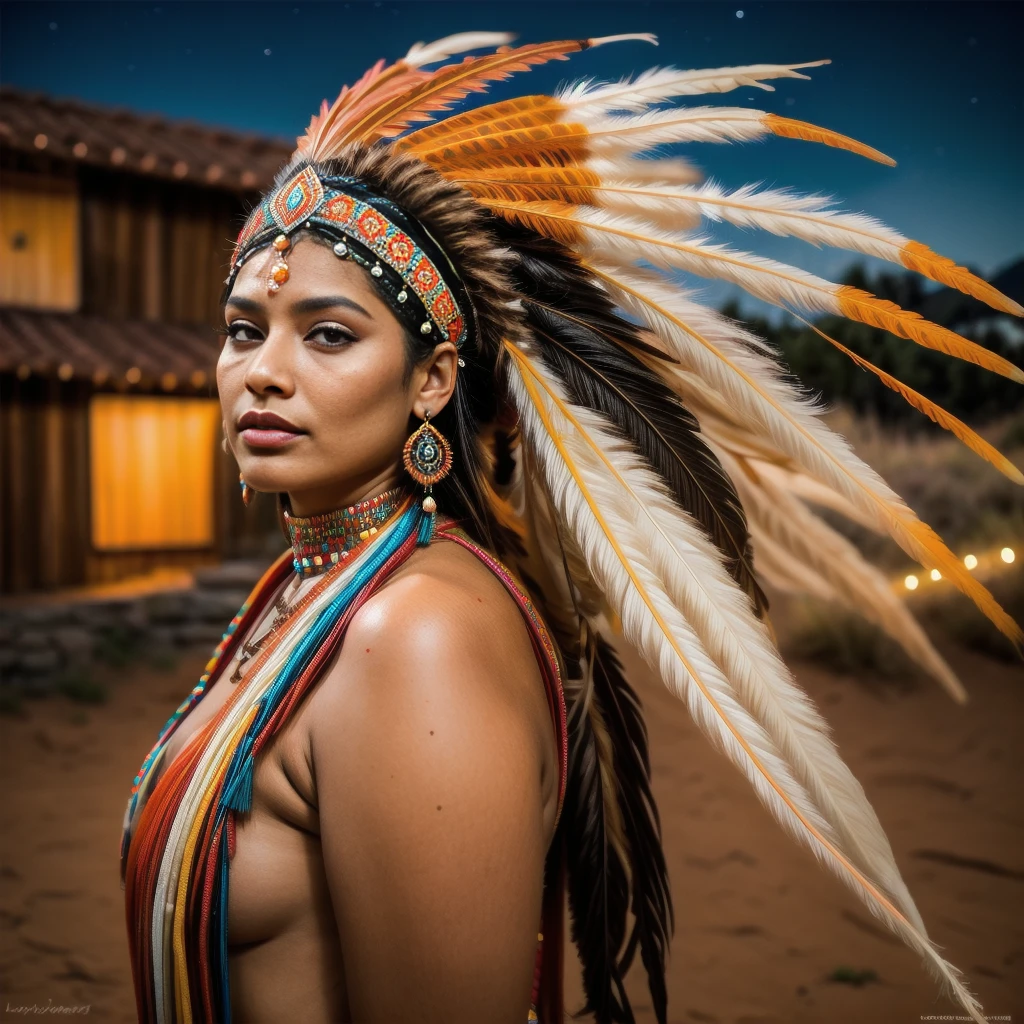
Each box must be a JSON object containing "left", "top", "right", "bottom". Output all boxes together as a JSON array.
[{"left": 218, "top": 237, "right": 457, "bottom": 517}]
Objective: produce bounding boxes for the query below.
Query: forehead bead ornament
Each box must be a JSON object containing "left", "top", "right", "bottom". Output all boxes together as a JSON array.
[
  {"left": 397, "top": 290, "right": 408, "bottom": 303},
  {"left": 333, "top": 241, "right": 348, "bottom": 257},
  {"left": 370, "top": 262, "right": 383, "bottom": 277},
  {"left": 267, "top": 233, "right": 291, "bottom": 294},
  {"left": 420, "top": 321, "right": 432, "bottom": 335}
]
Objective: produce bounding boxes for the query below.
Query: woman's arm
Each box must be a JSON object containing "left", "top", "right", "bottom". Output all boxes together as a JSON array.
[{"left": 309, "top": 565, "right": 553, "bottom": 1023}]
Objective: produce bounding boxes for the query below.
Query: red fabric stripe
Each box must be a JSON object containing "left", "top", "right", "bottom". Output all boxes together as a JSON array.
[
  {"left": 432, "top": 520, "right": 569, "bottom": 1020},
  {"left": 196, "top": 818, "right": 225, "bottom": 1022}
]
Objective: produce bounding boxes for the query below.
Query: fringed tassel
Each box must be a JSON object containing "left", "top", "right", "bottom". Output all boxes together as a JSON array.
[{"left": 416, "top": 505, "right": 436, "bottom": 546}]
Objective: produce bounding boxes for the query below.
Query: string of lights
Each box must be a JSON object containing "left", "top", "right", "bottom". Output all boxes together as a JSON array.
[{"left": 900, "top": 544, "right": 1017, "bottom": 592}]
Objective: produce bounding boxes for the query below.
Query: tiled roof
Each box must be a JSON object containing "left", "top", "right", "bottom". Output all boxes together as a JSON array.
[
  {"left": 0, "top": 307, "right": 221, "bottom": 389},
  {"left": 0, "top": 86, "right": 292, "bottom": 192}
]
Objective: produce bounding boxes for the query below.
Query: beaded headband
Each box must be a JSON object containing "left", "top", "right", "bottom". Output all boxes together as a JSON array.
[{"left": 227, "top": 165, "right": 471, "bottom": 349}]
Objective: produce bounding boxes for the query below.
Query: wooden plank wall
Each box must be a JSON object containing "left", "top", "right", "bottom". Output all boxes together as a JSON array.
[
  {"left": 0, "top": 170, "right": 80, "bottom": 310},
  {"left": 78, "top": 167, "right": 248, "bottom": 327},
  {"left": 0, "top": 374, "right": 90, "bottom": 592},
  {"left": 1, "top": 374, "right": 284, "bottom": 594},
  {"left": 1, "top": 161, "right": 284, "bottom": 593}
]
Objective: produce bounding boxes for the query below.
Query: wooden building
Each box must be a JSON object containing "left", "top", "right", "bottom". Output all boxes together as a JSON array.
[{"left": 0, "top": 86, "right": 292, "bottom": 593}]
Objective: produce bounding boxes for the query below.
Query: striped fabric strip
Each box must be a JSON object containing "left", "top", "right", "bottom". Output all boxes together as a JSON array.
[
  {"left": 123, "top": 505, "right": 568, "bottom": 1023},
  {"left": 124, "top": 499, "right": 424, "bottom": 1021}
]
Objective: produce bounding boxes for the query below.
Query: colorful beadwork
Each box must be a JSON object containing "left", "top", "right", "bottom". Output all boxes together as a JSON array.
[
  {"left": 402, "top": 418, "right": 453, "bottom": 487},
  {"left": 233, "top": 202, "right": 267, "bottom": 258},
  {"left": 270, "top": 165, "right": 325, "bottom": 231},
  {"left": 284, "top": 485, "right": 409, "bottom": 577},
  {"left": 230, "top": 168, "right": 468, "bottom": 348}
]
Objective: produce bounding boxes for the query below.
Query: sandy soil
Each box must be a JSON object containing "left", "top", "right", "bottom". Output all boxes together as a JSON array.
[{"left": 1, "top": 627, "right": 1021, "bottom": 1022}]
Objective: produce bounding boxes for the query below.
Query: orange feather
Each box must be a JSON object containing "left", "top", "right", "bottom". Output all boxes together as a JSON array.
[
  {"left": 794, "top": 314, "right": 1024, "bottom": 484},
  {"left": 764, "top": 114, "right": 896, "bottom": 165},
  {"left": 344, "top": 39, "right": 590, "bottom": 145},
  {"left": 475, "top": 197, "right": 584, "bottom": 245},
  {"left": 397, "top": 95, "right": 565, "bottom": 151},
  {"left": 300, "top": 60, "right": 435, "bottom": 160},
  {"left": 416, "top": 122, "right": 591, "bottom": 171},
  {"left": 900, "top": 241, "right": 1024, "bottom": 316},
  {"left": 836, "top": 287, "right": 1024, "bottom": 382},
  {"left": 454, "top": 166, "right": 600, "bottom": 206}
]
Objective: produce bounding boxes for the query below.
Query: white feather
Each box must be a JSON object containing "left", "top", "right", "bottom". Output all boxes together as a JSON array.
[
  {"left": 718, "top": 448, "right": 967, "bottom": 701},
  {"left": 593, "top": 180, "right": 911, "bottom": 265},
  {"left": 578, "top": 105, "right": 771, "bottom": 151},
  {"left": 586, "top": 261, "right": 979, "bottom": 582},
  {"left": 521, "top": 346, "right": 939, "bottom": 916},
  {"left": 403, "top": 32, "right": 514, "bottom": 68},
  {"left": 588, "top": 155, "right": 702, "bottom": 185},
  {"left": 756, "top": 462, "right": 885, "bottom": 534},
  {"left": 648, "top": 365, "right": 886, "bottom": 532},
  {"left": 558, "top": 61, "right": 829, "bottom": 111},
  {"left": 505, "top": 342, "right": 984, "bottom": 1021},
  {"left": 481, "top": 201, "right": 846, "bottom": 315},
  {"left": 575, "top": 207, "right": 844, "bottom": 313}
]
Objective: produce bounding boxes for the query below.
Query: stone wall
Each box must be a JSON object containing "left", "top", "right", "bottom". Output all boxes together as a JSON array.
[{"left": 0, "top": 561, "right": 270, "bottom": 699}]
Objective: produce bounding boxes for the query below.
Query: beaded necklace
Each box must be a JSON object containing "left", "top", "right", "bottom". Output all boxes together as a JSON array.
[
  {"left": 283, "top": 484, "right": 410, "bottom": 577},
  {"left": 228, "top": 484, "right": 412, "bottom": 682}
]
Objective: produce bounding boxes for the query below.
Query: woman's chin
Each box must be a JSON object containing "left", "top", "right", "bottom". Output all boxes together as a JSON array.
[{"left": 237, "top": 467, "right": 304, "bottom": 495}]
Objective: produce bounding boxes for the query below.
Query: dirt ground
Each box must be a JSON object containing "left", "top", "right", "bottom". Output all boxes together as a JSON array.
[{"left": 1, "top": 621, "right": 1021, "bottom": 1022}]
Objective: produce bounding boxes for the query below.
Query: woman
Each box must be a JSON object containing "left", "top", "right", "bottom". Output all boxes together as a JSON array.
[{"left": 122, "top": 31, "right": 1021, "bottom": 1024}]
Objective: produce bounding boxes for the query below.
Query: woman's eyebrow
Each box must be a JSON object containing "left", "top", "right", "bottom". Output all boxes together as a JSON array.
[
  {"left": 291, "top": 295, "right": 374, "bottom": 319},
  {"left": 225, "top": 295, "right": 263, "bottom": 315}
]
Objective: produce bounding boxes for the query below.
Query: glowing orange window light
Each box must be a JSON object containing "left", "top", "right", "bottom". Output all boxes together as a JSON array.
[{"left": 89, "top": 395, "right": 219, "bottom": 550}]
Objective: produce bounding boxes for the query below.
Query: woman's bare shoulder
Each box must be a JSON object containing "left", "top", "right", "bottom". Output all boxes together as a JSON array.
[
  {"left": 304, "top": 538, "right": 553, "bottom": 1022},
  {"left": 349, "top": 537, "right": 537, "bottom": 678},
  {"left": 307, "top": 535, "right": 547, "bottom": 739}
]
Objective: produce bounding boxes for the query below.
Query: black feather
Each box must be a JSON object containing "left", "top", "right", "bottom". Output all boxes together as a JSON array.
[
  {"left": 563, "top": 682, "right": 634, "bottom": 1022},
  {"left": 561, "top": 626, "right": 673, "bottom": 1024},
  {"left": 593, "top": 635, "right": 672, "bottom": 1023},
  {"left": 497, "top": 222, "right": 768, "bottom": 617}
]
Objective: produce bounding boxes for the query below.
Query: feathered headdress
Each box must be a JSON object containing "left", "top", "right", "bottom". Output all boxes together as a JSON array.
[{"left": 230, "top": 32, "right": 1022, "bottom": 1024}]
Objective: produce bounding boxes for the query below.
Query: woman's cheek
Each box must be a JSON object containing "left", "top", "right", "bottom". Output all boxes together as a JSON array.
[{"left": 215, "top": 345, "right": 244, "bottom": 399}]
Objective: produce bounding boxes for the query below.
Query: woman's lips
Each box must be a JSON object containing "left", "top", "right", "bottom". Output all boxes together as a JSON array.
[{"left": 239, "top": 427, "right": 304, "bottom": 448}]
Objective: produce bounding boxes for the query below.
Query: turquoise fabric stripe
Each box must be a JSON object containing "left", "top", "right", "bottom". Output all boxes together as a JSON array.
[{"left": 213, "top": 503, "right": 425, "bottom": 1021}]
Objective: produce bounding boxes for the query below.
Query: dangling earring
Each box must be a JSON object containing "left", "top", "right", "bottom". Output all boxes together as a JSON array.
[
  {"left": 239, "top": 473, "right": 254, "bottom": 507},
  {"left": 402, "top": 408, "right": 452, "bottom": 513}
]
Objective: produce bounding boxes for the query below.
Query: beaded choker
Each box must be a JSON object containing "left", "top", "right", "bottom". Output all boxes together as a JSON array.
[{"left": 283, "top": 485, "right": 410, "bottom": 577}]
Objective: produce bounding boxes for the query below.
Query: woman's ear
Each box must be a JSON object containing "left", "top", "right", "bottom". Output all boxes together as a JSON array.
[{"left": 411, "top": 342, "right": 458, "bottom": 419}]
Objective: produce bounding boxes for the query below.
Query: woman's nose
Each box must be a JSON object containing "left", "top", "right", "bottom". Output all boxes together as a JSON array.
[{"left": 244, "top": 329, "right": 296, "bottom": 397}]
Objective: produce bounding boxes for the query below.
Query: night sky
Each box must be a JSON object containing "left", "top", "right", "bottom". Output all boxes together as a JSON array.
[{"left": 2, "top": 1, "right": 1021, "bottom": 313}]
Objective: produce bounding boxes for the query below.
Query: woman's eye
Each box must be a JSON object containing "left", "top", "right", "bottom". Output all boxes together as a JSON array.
[
  {"left": 307, "top": 324, "right": 356, "bottom": 348},
  {"left": 226, "top": 321, "right": 263, "bottom": 343}
]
